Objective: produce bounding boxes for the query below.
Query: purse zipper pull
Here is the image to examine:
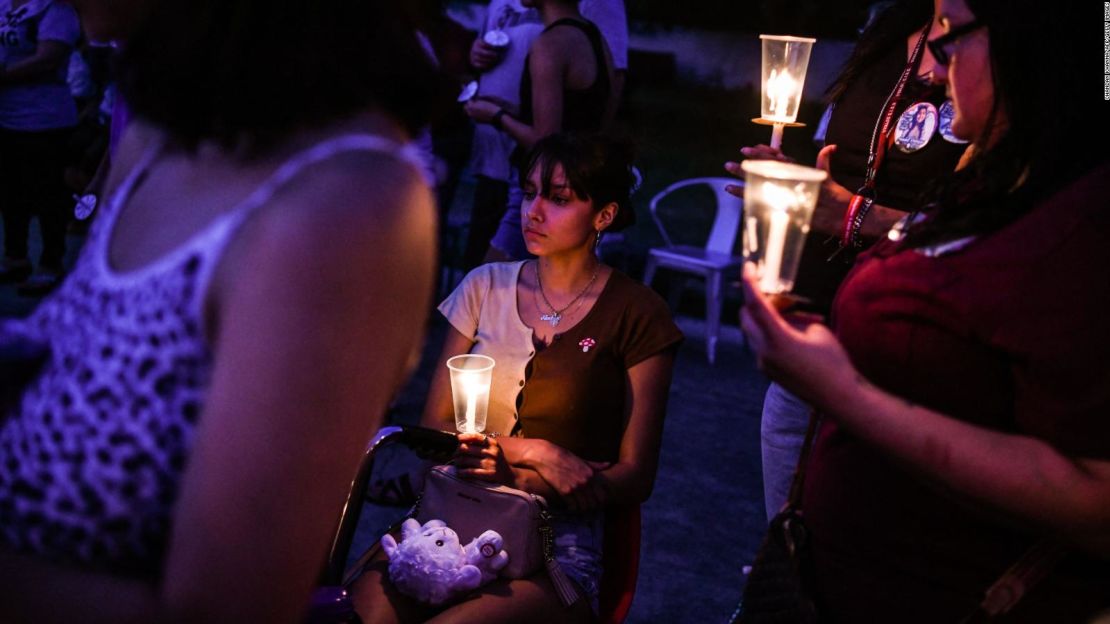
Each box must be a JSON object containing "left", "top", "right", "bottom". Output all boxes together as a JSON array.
[{"left": 538, "top": 505, "right": 579, "bottom": 607}]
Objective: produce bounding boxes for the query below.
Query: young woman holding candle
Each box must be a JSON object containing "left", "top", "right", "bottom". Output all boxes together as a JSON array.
[
  {"left": 740, "top": 0, "right": 1109, "bottom": 620},
  {"left": 0, "top": 0, "right": 444, "bottom": 621},
  {"left": 352, "top": 133, "right": 682, "bottom": 623}
]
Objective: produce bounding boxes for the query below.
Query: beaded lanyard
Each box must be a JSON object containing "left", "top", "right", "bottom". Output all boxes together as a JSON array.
[{"left": 834, "top": 19, "right": 933, "bottom": 254}]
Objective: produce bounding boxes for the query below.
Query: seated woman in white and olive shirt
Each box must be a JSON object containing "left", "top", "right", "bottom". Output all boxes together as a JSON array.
[{"left": 352, "top": 133, "right": 681, "bottom": 624}]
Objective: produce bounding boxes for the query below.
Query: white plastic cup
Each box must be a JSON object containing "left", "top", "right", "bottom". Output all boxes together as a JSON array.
[
  {"left": 446, "top": 354, "right": 495, "bottom": 434},
  {"left": 457, "top": 80, "right": 479, "bottom": 103},
  {"left": 483, "top": 29, "right": 510, "bottom": 53}
]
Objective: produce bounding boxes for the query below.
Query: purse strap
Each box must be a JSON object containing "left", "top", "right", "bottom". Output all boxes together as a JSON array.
[{"left": 960, "top": 540, "right": 1066, "bottom": 623}]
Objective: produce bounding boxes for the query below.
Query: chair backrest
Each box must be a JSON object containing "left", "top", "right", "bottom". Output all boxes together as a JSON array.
[
  {"left": 648, "top": 177, "right": 744, "bottom": 256},
  {"left": 322, "top": 425, "right": 458, "bottom": 586},
  {"left": 599, "top": 505, "right": 641, "bottom": 624}
]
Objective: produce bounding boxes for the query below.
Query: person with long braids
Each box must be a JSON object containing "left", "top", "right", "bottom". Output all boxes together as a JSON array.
[
  {"left": 740, "top": 0, "right": 1109, "bottom": 620},
  {"left": 353, "top": 133, "right": 681, "bottom": 623}
]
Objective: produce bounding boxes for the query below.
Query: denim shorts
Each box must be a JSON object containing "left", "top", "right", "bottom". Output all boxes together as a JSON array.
[{"left": 549, "top": 510, "right": 605, "bottom": 614}]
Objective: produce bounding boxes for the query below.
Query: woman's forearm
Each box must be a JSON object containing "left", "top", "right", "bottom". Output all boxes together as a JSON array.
[
  {"left": 592, "top": 462, "right": 654, "bottom": 506},
  {"left": 501, "top": 441, "right": 655, "bottom": 507},
  {"left": 811, "top": 199, "right": 905, "bottom": 239},
  {"left": 859, "top": 203, "right": 906, "bottom": 239},
  {"left": 0, "top": 42, "right": 70, "bottom": 85},
  {"left": 509, "top": 465, "right": 559, "bottom": 499},
  {"left": 499, "top": 114, "right": 541, "bottom": 152},
  {"left": 499, "top": 439, "right": 561, "bottom": 499},
  {"left": 828, "top": 376, "right": 1110, "bottom": 553},
  {"left": 497, "top": 436, "right": 538, "bottom": 467}
]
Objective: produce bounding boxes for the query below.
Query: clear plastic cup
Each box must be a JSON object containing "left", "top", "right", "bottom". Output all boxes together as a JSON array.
[
  {"left": 740, "top": 160, "right": 827, "bottom": 294},
  {"left": 446, "top": 354, "right": 495, "bottom": 434},
  {"left": 758, "top": 35, "right": 816, "bottom": 123}
]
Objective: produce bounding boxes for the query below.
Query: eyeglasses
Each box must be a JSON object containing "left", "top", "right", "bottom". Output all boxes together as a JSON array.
[{"left": 927, "top": 19, "right": 984, "bottom": 66}]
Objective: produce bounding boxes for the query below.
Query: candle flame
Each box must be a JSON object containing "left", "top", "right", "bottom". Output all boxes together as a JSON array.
[
  {"left": 460, "top": 371, "right": 486, "bottom": 433},
  {"left": 766, "top": 68, "right": 798, "bottom": 120},
  {"left": 761, "top": 180, "right": 799, "bottom": 211},
  {"left": 460, "top": 371, "right": 483, "bottom": 394}
]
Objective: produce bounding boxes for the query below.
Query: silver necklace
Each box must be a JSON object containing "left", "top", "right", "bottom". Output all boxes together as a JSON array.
[
  {"left": 532, "top": 279, "right": 589, "bottom": 330},
  {"left": 534, "top": 260, "right": 599, "bottom": 327}
]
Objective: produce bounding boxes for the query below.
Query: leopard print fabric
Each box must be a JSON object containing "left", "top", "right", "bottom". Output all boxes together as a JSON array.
[{"left": 0, "top": 134, "right": 424, "bottom": 573}]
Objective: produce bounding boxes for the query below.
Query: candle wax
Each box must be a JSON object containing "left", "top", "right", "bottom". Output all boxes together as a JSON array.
[
  {"left": 464, "top": 391, "right": 477, "bottom": 433},
  {"left": 761, "top": 208, "right": 789, "bottom": 293}
]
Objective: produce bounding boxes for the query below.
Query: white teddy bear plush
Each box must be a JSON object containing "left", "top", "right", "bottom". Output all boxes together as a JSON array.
[{"left": 381, "top": 518, "right": 510, "bottom": 605}]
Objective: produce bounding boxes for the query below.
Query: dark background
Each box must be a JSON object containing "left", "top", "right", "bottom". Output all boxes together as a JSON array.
[{"left": 455, "top": 0, "right": 879, "bottom": 37}]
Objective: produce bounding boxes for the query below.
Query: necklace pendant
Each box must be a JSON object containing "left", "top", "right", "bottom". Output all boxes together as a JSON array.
[{"left": 539, "top": 312, "right": 562, "bottom": 327}]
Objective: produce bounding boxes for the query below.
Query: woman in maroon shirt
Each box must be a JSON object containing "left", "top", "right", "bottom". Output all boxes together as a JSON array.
[{"left": 741, "top": 0, "right": 1109, "bottom": 620}]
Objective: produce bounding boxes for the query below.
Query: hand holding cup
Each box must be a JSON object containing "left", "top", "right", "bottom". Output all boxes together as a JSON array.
[{"left": 470, "top": 30, "right": 510, "bottom": 71}]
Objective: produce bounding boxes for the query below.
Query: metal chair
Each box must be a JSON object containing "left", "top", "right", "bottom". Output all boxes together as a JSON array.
[
  {"left": 322, "top": 426, "right": 459, "bottom": 587},
  {"left": 642, "top": 177, "right": 744, "bottom": 364},
  {"left": 311, "top": 425, "right": 642, "bottom": 623},
  {"left": 310, "top": 425, "right": 458, "bottom": 623}
]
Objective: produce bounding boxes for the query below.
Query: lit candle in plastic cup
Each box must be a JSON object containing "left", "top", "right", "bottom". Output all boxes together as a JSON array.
[
  {"left": 756, "top": 34, "right": 816, "bottom": 149},
  {"left": 740, "top": 160, "right": 827, "bottom": 294},
  {"left": 446, "top": 354, "right": 494, "bottom": 434}
]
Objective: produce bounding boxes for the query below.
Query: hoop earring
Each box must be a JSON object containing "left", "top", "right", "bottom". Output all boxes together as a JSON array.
[{"left": 594, "top": 229, "right": 603, "bottom": 249}]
